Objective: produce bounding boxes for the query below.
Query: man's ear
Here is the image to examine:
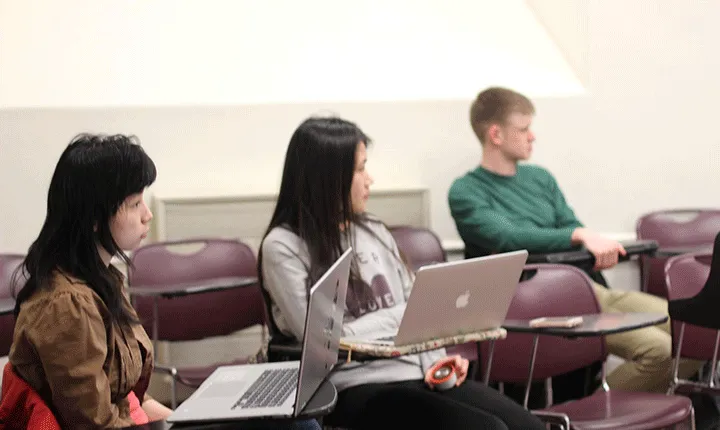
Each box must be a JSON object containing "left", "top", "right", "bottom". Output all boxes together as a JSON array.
[{"left": 487, "top": 124, "right": 503, "bottom": 146}]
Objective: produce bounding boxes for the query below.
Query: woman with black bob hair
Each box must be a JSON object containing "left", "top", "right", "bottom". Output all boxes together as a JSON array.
[
  {"left": 259, "top": 117, "right": 545, "bottom": 429},
  {"left": 8, "top": 134, "right": 172, "bottom": 428}
]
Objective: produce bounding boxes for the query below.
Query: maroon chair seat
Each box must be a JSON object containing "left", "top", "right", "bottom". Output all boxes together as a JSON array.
[
  {"left": 128, "top": 238, "right": 266, "bottom": 408},
  {"left": 636, "top": 208, "right": 720, "bottom": 298},
  {"left": 479, "top": 264, "right": 694, "bottom": 430},
  {"left": 545, "top": 390, "right": 693, "bottom": 430}
]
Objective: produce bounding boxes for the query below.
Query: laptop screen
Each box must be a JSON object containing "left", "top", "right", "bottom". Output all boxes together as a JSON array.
[{"left": 293, "top": 248, "right": 351, "bottom": 415}]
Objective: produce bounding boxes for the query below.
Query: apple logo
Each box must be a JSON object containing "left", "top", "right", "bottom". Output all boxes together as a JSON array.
[{"left": 455, "top": 290, "right": 470, "bottom": 308}]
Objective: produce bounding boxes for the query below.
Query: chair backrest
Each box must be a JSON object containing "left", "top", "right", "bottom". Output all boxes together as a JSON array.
[
  {"left": 0, "top": 254, "right": 24, "bottom": 299},
  {"left": 128, "top": 238, "right": 265, "bottom": 342},
  {"left": 0, "top": 254, "right": 24, "bottom": 356},
  {"left": 479, "top": 264, "right": 606, "bottom": 383},
  {"left": 665, "top": 251, "right": 717, "bottom": 360},
  {"left": 388, "top": 225, "right": 446, "bottom": 272},
  {"left": 636, "top": 209, "right": 720, "bottom": 298},
  {"left": 0, "top": 362, "right": 61, "bottom": 429}
]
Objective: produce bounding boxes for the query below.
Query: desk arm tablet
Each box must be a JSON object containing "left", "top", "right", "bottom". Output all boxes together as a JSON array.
[
  {"left": 340, "top": 327, "right": 507, "bottom": 359},
  {"left": 268, "top": 340, "right": 378, "bottom": 363},
  {"left": 526, "top": 240, "right": 659, "bottom": 266}
]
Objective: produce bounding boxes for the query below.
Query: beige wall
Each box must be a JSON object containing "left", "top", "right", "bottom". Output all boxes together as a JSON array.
[{"left": 2, "top": 0, "right": 719, "bottom": 257}]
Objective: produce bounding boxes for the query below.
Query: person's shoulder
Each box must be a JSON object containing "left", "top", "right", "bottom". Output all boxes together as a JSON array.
[
  {"left": 518, "top": 164, "right": 558, "bottom": 183},
  {"left": 17, "top": 273, "right": 107, "bottom": 339},
  {"left": 264, "top": 225, "right": 297, "bottom": 242},
  {"left": 357, "top": 215, "right": 392, "bottom": 239},
  {"left": 449, "top": 168, "right": 493, "bottom": 205},
  {"left": 25, "top": 272, "right": 101, "bottom": 307},
  {"left": 518, "top": 163, "right": 551, "bottom": 176},
  {"left": 450, "top": 167, "right": 478, "bottom": 186},
  {"left": 449, "top": 167, "right": 482, "bottom": 194},
  {"left": 262, "top": 226, "right": 305, "bottom": 259}
]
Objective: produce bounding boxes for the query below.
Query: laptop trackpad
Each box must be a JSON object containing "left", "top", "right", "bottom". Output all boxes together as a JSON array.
[{"left": 201, "top": 374, "right": 249, "bottom": 398}]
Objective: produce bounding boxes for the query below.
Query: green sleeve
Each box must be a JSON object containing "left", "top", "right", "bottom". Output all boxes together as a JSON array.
[{"left": 448, "top": 179, "right": 577, "bottom": 253}]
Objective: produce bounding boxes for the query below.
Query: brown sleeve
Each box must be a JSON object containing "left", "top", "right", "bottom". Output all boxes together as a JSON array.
[{"left": 27, "top": 292, "right": 136, "bottom": 429}]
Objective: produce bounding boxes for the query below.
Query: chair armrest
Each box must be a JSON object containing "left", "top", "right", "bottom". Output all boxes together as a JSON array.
[
  {"left": 527, "top": 240, "right": 659, "bottom": 267},
  {"left": 127, "top": 276, "right": 258, "bottom": 299}
]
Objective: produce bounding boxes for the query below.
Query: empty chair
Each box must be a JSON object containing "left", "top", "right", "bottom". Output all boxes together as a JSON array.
[
  {"left": 636, "top": 208, "right": 720, "bottom": 298},
  {"left": 128, "top": 238, "right": 267, "bottom": 408},
  {"left": 479, "top": 264, "right": 694, "bottom": 430}
]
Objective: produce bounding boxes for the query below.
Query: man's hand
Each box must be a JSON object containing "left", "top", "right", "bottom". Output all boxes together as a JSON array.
[{"left": 572, "top": 228, "right": 627, "bottom": 270}]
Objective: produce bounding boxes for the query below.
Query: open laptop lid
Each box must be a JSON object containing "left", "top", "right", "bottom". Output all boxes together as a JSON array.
[
  {"left": 394, "top": 249, "right": 528, "bottom": 346},
  {"left": 293, "top": 247, "right": 351, "bottom": 416}
]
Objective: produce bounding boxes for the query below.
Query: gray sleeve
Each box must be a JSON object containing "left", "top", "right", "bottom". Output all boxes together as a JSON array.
[
  {"left": 261, "top": 237, "right": 312, "bottom": 340},
  {"left": 262, "top": 234, "right": 408, "bottom": 341},
  {"left": 342, "top": 304, "right": 406, "bottom": 338}
]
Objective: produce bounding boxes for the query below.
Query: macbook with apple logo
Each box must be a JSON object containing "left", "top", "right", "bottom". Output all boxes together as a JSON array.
[{"left": 343, "top": 249, "right": 528, "bottom": 347}]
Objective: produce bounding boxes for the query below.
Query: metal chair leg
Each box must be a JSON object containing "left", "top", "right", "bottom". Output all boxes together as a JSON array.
[
  {"left": 170, "top": 370, "right": 178, "bottom": 409},
  {"left": 523, "top": 335, "right": 540, "bottom": 409},
  {"left": 690, "top": 405, "right": 696, "bottom": 430}
]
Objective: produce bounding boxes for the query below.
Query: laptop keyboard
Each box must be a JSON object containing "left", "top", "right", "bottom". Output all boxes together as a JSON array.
[{"left": 231, "top": 368, "right": 298, "bottom": 410}]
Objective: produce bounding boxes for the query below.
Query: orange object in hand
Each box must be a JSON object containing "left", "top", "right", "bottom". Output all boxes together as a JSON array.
[{"left": 425, "top": 355, "right": 468, "bottom": 391}]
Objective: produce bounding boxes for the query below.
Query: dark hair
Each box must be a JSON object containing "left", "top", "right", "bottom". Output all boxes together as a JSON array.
[
  {"left": 13, "top": 133, "right": 156, "bottom": 325},
  {"left": 259, "top": 116, "right": 391, "bottom": 325}
]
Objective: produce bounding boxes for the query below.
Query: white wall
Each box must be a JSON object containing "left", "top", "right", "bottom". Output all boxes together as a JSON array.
[
  {"left": 0, "top": 0, "right": 581, "bottom": 253},
  {"left": 2, "top": 0, "right": 720, "bottom": 267},
  {"left": 532, "top": 0, "right": 720, "bottom": 235},
  {"left": 0, "top": 0, "right": 581, "bottom": 107}
]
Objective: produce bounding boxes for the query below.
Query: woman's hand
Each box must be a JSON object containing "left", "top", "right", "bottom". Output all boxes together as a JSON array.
[
  {"left": 424, "top": 355, "right": 470, "bottom": 389},
  {"left": 142, "top": 398, "right": 173, "bottom": 421}
]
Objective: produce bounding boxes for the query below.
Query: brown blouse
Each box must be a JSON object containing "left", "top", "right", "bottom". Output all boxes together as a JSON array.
[{"left": 9, "top": 272, "right": 154, "bottom": 429}]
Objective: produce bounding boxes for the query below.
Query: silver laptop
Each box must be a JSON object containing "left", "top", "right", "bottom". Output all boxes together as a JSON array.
[
  {"left": 167, "top": 248, "right": 352, "bottom": 423},
  {"left": 343, "top": 249, "right": 528, "bottom": 346}
]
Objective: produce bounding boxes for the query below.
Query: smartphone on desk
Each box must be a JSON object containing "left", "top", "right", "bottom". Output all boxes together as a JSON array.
[{"left": 529, "top": 316, "right": 583, "bottom": 328}]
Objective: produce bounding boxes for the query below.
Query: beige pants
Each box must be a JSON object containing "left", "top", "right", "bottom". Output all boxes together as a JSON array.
[{"left": 592, "top": 284, "right": 704, "bottom": 393}]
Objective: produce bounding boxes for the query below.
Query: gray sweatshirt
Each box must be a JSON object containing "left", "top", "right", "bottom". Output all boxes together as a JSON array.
[{"left": 261, "top": 220, "right": 446, "bottom": 391}]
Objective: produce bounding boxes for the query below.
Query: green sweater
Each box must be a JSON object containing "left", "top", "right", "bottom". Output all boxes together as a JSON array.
[{"left": 448, "top": 164, "right": 584, "bottom": 258}]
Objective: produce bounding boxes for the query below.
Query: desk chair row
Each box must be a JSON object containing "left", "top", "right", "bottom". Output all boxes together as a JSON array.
[{"left": 1, "top": 216, "right": 719, "bottom": 429}]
